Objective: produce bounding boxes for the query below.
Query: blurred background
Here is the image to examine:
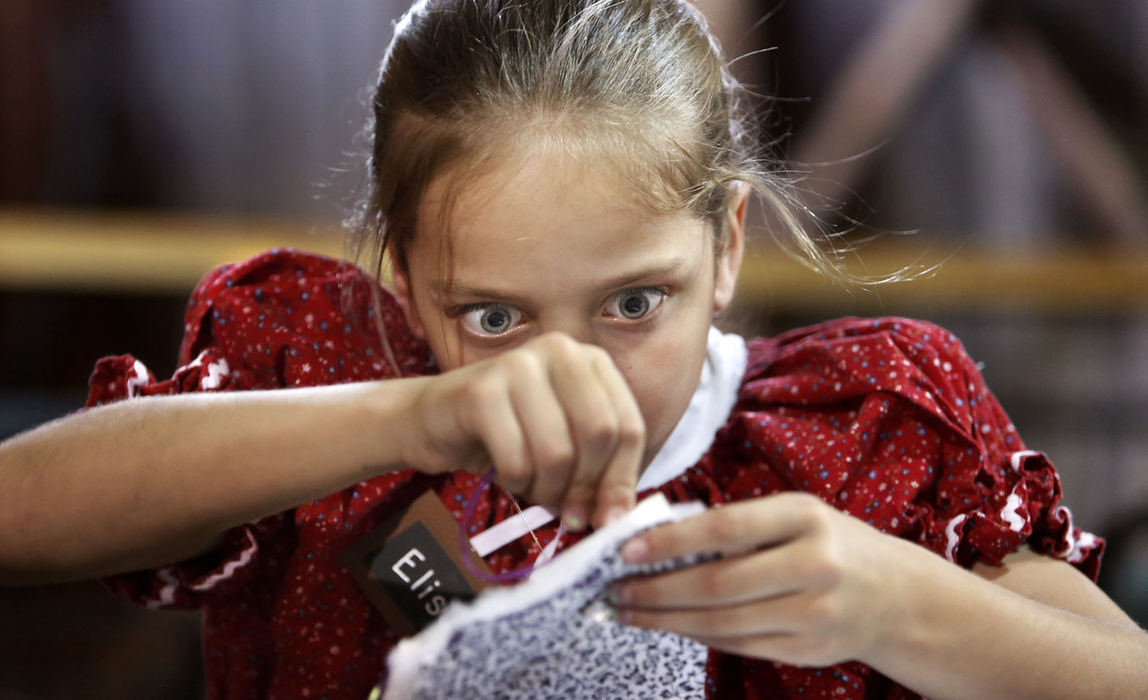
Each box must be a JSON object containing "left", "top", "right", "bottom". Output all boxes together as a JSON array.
[{"left": 1, "top": 1, "right": 1146, "bottom": 697}]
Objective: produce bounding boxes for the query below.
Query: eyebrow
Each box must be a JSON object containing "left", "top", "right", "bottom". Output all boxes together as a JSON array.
[{"left": 430, "top": 257, "right": 689, "bottom": 302}]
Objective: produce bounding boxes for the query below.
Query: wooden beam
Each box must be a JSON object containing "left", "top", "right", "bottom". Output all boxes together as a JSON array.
[
  {"left": 1, "top": 210, "right": 1145, "bottom": 312},
  {"left": 0, "top": 209, "right": 344, "bottom": 293},
  {"left": 734, "top": 240, "right": 1148, "bottom": 313}
]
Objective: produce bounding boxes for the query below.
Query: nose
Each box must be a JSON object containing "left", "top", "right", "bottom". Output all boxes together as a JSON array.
[{"left": 536, "top": 314, "right": 598, "bottom": 348}]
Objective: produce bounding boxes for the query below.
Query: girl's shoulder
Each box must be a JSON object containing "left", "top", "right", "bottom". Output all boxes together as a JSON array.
[
  {"left": 87, "top": 248, "right": 434, "bottom": 406},
  {"left": 742, "top": 316, "right": 980, "bottom": 410},
  {"left": 738, "top": 315, "right": 1001, "bottom": 466},
  {"left": 745, "top": 316, "right": 969, "bottom": 370}
]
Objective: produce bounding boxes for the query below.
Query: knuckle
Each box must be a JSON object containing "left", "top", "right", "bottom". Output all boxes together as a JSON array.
[
  {"left": 790, "top": 492, "right": 829, "bottom": 530},
  {"left": 617, "top": 417, "right": 645, "bottom": 447},
  {"left": 500, "top": 348, "right": 540, "bottom": 376},
  {"left": 538, "top": 331, "right": 577, "bottom": 355},
  {"left": 810, "top": 507, "right": 836, "bottom": 534},
  {"left": 536, "top": 439, "right": 575, "bottom": 471},
  {"left": 787, "top": 490, "right": 821, "bottom": 508},
  {"left": 582, "top": 416, "right": 619, "bottom": 450},
  {"left": 497, "top": 460, "right": 531, "bottom": 492},
  {"left": 706, "top": 508, "right": 746, "bottom": 543},
  {"left": 800, "top": 537, "right": 843, "bottom": 585},
  {"left": 805, "top": 596, "right": 843, "bottom": 630},
  {"left": 462, "top": 376, "right": 501, "bottom": 405},
  {"left": 819, "top": 547, "right": 845, "bottom": 585}
]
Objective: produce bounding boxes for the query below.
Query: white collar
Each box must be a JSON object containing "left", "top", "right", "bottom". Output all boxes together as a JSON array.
[{"left": 636, "top": 326, "right": 747, "bottom": 491}]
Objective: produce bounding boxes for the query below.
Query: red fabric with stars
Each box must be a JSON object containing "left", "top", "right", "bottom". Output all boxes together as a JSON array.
[{"left": 87, "top": 249, "right": 1101, "bottom": 700}]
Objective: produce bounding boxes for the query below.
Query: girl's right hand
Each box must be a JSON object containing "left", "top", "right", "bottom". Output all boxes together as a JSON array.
[{"left": 395, "top": 332, "right": 646, "bottom": 531}]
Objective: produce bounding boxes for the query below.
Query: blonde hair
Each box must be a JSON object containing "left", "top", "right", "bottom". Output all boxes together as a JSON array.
[{"left": 348, "top": 0, "right": 835, "bottom": 279}]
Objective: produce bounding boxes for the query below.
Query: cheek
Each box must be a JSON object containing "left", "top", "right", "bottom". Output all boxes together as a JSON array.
[{"left": 615, "top": 332, "right": 707, "bottom": 454}]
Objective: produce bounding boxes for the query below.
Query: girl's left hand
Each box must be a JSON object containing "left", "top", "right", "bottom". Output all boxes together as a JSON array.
[{"left": 610, "top": 492, "right": 931, "bottom": 667}]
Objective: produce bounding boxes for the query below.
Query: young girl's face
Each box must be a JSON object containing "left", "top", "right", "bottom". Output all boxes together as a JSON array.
[{"left": 395, "top": 145, "right": 743, "bottom": 470}]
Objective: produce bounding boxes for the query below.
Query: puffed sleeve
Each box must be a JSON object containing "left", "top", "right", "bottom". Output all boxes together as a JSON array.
[
  {"left": 713, "top": 317, "right": 1102, "bottom": 580},
  {"left": 85, "top": 248, "right": 434, "bottom": 608}
]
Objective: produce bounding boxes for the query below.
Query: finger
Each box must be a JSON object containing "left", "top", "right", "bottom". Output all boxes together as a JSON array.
[
  {"left": 618, "top": 590, "right": 818, "bottom": 640},
  {"left": 688, "top": 633, "right": 807, "bottom": 666},
  {"left": 693, "top": 630, "right": 848, "bottom": 668},
  {"left": 611, "top": 544, "right": 811, "bottom": 610},
  {"left": 507, "top": 357, "right": 576, "bottom": 509},
  {"left": 547, "top": 346, "right": 621, "bottom": 530},
  {"left": 619, "top": 492, "right": 829, "bottom": 564},
  {"left": 467, "top": 384, "right": 531, "bottom": 495},
  {"left": 588, "top": 351, "right": 644, "bottom": 529}
]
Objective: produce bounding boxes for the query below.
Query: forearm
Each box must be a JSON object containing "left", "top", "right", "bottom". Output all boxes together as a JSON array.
[
  {"left": 868, "top": 545, "right": 1148, "bottom": 698},
  {"left": 0, "top": 379, "right": 423, "bottom": 585}
]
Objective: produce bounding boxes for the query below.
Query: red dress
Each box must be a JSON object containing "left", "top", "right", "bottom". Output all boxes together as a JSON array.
[{"left": 87, "top": 249, "right": 1102, "bottom": 699}]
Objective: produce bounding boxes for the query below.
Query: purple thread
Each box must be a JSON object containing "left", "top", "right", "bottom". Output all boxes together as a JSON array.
[{"left": 460, "top": 469, "right": 540, "bottom": 584}]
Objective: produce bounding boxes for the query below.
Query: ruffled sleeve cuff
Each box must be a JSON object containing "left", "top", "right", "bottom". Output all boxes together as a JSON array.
[
  {"left": 85, "top": 347, "right": 280, "bottom": 609},
  {"left": 103, "top": 514, "right": 293, "bottom": 610},
  {"left": 928, "top": 449, "right": 1103, "bottom": 580}
]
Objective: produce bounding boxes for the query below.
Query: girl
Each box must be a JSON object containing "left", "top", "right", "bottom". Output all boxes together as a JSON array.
[{"left": 1, "top": 0, "right": 1144, "bottom": 698}]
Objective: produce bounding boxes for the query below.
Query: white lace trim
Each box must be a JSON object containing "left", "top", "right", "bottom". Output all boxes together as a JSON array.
[{"left": 636, "top": 327, "right": 747, "bottom": 491}]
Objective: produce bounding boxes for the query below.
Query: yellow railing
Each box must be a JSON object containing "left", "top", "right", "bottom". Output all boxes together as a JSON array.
[{"left": 2, "top": 209, "right": 1146, "bottom": 312}]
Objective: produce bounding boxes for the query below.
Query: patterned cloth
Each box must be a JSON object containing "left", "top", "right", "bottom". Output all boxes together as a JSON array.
[
  {"left": 384, "top": 495, "right": 710, "bottom": 700},
  {"left": 87, "top": 249, "right": 1102, "bottom": 699}
]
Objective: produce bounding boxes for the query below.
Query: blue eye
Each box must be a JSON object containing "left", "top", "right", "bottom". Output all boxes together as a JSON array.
[
  {"left": 461, "top": 304, "right": 523, "bottom": 336},
  {"left": 607, "top": 288, "right": 665, "bottom": 320}
]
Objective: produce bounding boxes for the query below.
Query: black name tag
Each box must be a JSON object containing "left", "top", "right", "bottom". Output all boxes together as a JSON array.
[
  {"left": 368, "top": 521, "right": 476, "bottom": 628},
  {"left": 340, "top": 490, "right": 492, "bottom": 636}
]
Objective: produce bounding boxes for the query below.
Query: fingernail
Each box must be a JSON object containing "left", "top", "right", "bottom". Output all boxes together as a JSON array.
[
  {"left": 619, "top": 537, "right": 648, "bottom": 564},
  {"left": 562, "top": 507, "right": 587, "bottom": 532}
]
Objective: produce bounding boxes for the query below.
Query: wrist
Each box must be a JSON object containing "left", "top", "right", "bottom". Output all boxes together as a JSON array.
[
  {"left": 860, "top": 538, "right": 947, "bottom": 672},
  {"left": 355, "top": 376, "right": 429, "bottom": 478}
]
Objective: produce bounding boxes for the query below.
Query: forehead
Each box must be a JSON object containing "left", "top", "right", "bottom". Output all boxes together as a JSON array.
[{"left": 411, "top": 146, "right": 711, "bottom": 294}]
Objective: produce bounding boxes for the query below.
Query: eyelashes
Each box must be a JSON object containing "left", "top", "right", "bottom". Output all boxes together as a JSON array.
[
  {"left": 459, "top": 304, "right": 523, "bottom": 337},
  {"left": 451, "top": 286, "right": 668, "bottom": 339},
  {"left": 603, "top": 287, "right": 665, "bottom": 320}
]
